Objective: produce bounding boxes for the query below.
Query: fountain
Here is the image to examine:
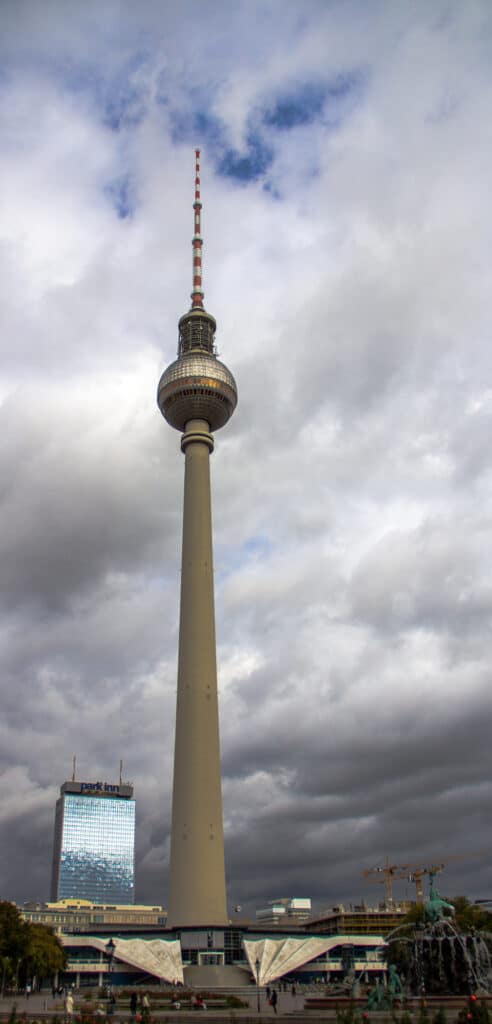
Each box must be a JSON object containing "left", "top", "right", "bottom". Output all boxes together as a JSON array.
[{"left": 385, "top": 874, "right": 492, "bottom": 997}]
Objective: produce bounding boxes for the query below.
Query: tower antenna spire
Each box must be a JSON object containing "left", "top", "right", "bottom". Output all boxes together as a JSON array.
[{"left": 191, "top": 147, "right": 204, "bottom": 310}]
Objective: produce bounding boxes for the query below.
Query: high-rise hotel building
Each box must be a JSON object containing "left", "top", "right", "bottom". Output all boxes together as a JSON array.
[{"left": 51, "top": 780, "right": 135, "bottom": 904}]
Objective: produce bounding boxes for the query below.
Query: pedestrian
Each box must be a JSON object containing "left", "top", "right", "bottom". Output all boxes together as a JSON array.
[
  {"left": 25, "top": 983, "right": 31, "bottom": 1000},
  {"left": 141, "top": 992, "right": 150, "bottom": 1023},
  {"left": 266, "top": 986, "right": 271, "bottom": 1000},
  {"left": 270, "top": 990, "right": 277, "bottom": 1015},
  {"left": 64, "top": 990, "right": 74, "bottom": 1021},
  {"left": 107, "top": 992, "right": 116, "bottom": 1018},
  {"left": 291, "top": 985, "right": 296, "bottom": 997},
  {"left": 130, "top": 991, "right": 138, "bottom": 1020}
]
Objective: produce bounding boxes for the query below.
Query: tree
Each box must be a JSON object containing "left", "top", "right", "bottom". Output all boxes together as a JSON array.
[
  {"left": 0, "top": 902, "right": 29, "bottom": 991},
  {"left": 0, "top": 903, "right": 66, "bottom": 989},
  {"left": 1, "top": 956, "right": 12, "bottom": 997},
  {"left": 403, "top": 904, "right": 426, "bottom": 926},
  {"left": 452, "top": 898, "right": 492, "bottom": 934},
  {"left": 0, "top": 904, "right": 29, "bottom": 960},
  {"left": 26, "top": 924, "right": 66, "bottom": 983}
]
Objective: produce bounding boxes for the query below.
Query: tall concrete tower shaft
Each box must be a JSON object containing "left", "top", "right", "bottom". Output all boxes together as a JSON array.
[{"left": 157, "top": 150, "right": 237, "bottom": 928}]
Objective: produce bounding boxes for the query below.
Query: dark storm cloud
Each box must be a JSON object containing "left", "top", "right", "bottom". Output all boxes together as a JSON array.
[
  {"left": 0, "top": 388, "right": 178, "bottom": 611},
  {"left": 349, "top": 517, "right": 492, "bottom": 636}
]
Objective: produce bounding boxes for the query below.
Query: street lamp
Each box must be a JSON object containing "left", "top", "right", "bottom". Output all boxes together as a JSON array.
[
  {"left": 105, "top": 939, "right": 115, "bottom": 1000},
  {"left": 255, "top": 957, "right": 260, "bottom": 1014}
]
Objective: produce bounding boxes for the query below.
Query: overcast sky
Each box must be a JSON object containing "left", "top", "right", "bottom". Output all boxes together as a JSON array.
[{"left": 1, "top": 0, "right": 491, "bottom": 918}]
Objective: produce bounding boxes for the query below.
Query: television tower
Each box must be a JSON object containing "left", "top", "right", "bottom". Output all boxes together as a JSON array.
[{"left": 157, "top": 150, "right": 237, "bottom": 927}]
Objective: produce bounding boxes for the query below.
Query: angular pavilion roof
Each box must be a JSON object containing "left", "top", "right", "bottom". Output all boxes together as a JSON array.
[{"left": 243, "top": 934, "right": 385, "bottom": 985}]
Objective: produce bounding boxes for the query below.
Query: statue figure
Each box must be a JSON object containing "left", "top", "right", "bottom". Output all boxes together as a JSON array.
[
  {"left": 367, "top": 967, "right": 404, "bottom": 1012},
  {"left": 424, "top": 874, "right": 455, "bottom": 924},
  {"left": 367, "top": 979, "right": 386, "bottom": 1011},
  {"left": 387, "top": 964, "right": 404, "bottom": 998}
]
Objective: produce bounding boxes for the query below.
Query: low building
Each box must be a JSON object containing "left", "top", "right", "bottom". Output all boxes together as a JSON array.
[
  {"left": 307, "top": 903, "right": 413, "bottom": 937},
  {"left": 21, "top": 899, "right": 167, "bottom": 935},
  {"left": 43, "top": 922, "right": 387, "bottom": 989},
  {"left": 256, "top": 898, "right": 312, "bottom": 926},
  {"left": 20, "top": 900, "right": 391, "bottom": 989}
]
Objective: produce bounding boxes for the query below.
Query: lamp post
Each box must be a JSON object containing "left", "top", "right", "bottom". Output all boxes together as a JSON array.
[
  {"left": 255, "top": 957, "right": 260, "bottom": 1014},
  {"left": 105, "top": 939, "right": 115, "bottom": 1001}
]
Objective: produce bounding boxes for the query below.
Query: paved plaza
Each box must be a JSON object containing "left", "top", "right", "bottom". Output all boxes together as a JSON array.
[{"left": 0, "top": 988, "right": 308, "bottom": 1018}]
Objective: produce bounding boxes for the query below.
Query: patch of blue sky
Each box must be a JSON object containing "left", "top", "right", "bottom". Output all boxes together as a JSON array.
[
  {"left": 215, "top": 534, "right": 273, "bottom": 584},
  {"left": 242, "top": 535, "right": 273, "bottom": 561},
  {"left": 166, "top": 71, "right": 363, "bottom": 188},
  {"left": 102, "top": 81, "right": 148, "bottom": 132},
  {"left": 104, "top": 173, "right": 134, "bottom": 219},
  {"left": 264, "top": 81, "right": 328, "bottom": 130},
  {"left": 169, "top": 101, "right": 274, "bottom": 184},
  {"left": 49, "top": 52, "right": 151, "bottom": 132},
  {"left": 218, "top": 133, "right": 273, "bottom": 183},
  {"left": 263, "top": 71, "right": 364, "bottom": 132},
  {"left": 169, "top": 106, "right": 226, "bottom": 151},
  {"left": 262, "top": 179, "right": 281, "bottom": 200}
]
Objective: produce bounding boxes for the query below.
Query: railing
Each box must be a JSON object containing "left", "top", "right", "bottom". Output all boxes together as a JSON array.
[{"left": 65, "top": 961, "right": 107, "bottom": 971}]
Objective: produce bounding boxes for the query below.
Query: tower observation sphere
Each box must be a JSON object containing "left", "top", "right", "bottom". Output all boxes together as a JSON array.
[
  {"left": 157, "top": 315, "right": 237, "bottom": 432},
  {"left": 157, "top": 149, "right": 237, "bottom": 931}
]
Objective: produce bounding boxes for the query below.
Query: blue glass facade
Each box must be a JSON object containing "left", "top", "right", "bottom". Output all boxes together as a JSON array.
[{"left": 52, "top": 783, "right": 135, "bottom": 904}]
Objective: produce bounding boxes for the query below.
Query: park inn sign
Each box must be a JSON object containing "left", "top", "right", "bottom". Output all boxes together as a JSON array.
[
  {"left": 80, "top": 782, "right": 120, "bottom": 795},
  {"left": 59, "top": 780, "right": 134, "bottom": 799}
]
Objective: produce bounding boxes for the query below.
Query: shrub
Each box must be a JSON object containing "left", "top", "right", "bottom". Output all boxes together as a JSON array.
[
  {"left": 225, "top": 996, "right": 248, "bottom": 1008},
  {"left": 335, "top": 1002, "right": 360, "bottom": 1024},
  {"left": 458, "top": 998, "right": 490, "bottom": 1024},
  {"left": 392, "top": 1013, "right": 413, "bottom": 1024}
]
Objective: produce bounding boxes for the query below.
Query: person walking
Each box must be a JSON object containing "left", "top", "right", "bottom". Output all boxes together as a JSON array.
[
  {"left": 130, "top": 992, "right": 138, "bottom": 1021},
  {"left": 270, "top": 990, "right": 277, "bottom": 1015},
  {"left": 64, "top": 990, "right": 74, "bottom": 1021}
]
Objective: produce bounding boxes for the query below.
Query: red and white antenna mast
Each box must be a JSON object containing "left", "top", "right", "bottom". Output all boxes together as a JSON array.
[{"left": 191, "top": 148, "right": 204, "bottom": 309}]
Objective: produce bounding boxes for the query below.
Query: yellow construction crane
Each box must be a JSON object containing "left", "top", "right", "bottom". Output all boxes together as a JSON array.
[
  {"left": 396, "top": 852, "right": 486, "bottom": 904},
  {"left": 397, "top": 864, "right": 445, "bottom": 904},
  {"left": 362, "top": 858, "right": 416, "bottom": 906}
]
